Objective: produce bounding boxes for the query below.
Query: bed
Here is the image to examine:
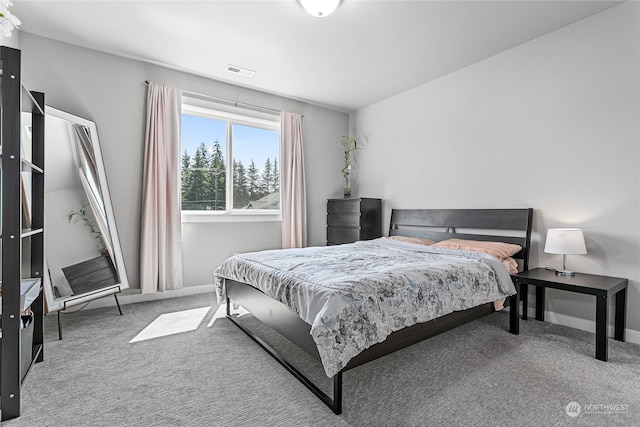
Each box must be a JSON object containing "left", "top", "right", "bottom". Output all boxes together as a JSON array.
[{"left": 215, "top": 208, "right": 533, "bottom": 414}]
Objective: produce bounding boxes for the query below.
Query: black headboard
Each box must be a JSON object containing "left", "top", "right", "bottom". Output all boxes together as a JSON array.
[{"left": 388, "top": 208, "right": 534, "bottom": 271}]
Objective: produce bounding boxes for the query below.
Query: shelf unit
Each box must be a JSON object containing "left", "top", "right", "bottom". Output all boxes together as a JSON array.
[{"left": 1, "top": 46, "right": 45, "bottom": 421}]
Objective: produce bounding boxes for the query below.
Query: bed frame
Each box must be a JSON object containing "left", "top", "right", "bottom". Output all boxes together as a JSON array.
[{"left": 225, "top": 208, "right": 533, "bottom": 414}]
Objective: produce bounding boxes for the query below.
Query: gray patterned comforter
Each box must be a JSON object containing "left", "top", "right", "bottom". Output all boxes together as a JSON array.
[{"left": 214, "top": 238, "right": 515, "bottom": 377}]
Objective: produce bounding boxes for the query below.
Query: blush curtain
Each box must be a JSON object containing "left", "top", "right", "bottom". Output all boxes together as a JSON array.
[
  {"left": 140, "top": 82, "right": 183, "bottom": 293},
  {"left": 280, "top": 112, "right": 307, "bottom": 248}
]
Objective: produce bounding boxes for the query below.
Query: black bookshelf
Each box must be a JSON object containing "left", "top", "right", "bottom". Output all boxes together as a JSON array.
[{"left": 1, "top": 46, "right": 46, "bottom": 421}]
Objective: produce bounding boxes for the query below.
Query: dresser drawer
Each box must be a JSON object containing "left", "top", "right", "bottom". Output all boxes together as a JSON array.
[
  {"left": 328, "top": 199, "right": 361, "bottom": 213},
  {"left": 327, "top": 213, "right": 361, "bottom": 228},
  {"left": 327, "top": 227, "right": 360, "bottom": 245}
]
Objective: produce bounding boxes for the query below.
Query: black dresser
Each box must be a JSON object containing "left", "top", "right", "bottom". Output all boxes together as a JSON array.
[{"left": 327, "top": 198, "right": 382, "bottom": 245}]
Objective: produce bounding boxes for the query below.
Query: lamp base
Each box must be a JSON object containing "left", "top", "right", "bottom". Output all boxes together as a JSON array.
[{"left": 555, "top": 270, "right": 576, "bottom": 276}]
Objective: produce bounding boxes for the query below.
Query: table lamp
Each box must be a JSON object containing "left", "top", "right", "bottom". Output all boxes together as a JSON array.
[{"left": 544, "top": 228, "right": 587, "bottom": 276}]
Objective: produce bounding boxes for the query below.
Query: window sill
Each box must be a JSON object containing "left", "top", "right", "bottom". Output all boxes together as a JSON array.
[{"left": 181, "top": 211, "right": 282, "bottom": 223}]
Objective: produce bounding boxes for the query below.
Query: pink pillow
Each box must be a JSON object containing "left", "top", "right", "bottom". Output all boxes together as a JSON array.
[
  {"left": 502, "top": 257, "right": 519, "bottom": 275},
  {"left": 432, "top": 239, "right": 522, "bottom": 260},
  {"left": 385, "top": 236, "right": 436, "bottom": 246}
]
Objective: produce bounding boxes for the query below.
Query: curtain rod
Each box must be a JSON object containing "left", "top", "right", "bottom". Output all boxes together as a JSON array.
[{"left": 144, "top": 80, "right": 301, "bottom": 117}]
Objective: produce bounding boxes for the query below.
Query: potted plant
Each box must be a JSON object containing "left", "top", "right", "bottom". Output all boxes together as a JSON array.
[
  {"left": 341, "top": 136, "right": 360, "bottom": 198},
  {"left": 68, "top": 204, "right": 107, "bottom": 256}
]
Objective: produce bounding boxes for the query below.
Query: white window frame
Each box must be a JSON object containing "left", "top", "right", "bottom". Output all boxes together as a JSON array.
[{"left": 181, "top": 99, "right": 282, "bottom": 223}]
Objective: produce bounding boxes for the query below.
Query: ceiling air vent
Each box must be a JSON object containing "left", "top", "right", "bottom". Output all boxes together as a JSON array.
[{"left": 225, "top": 64, "right": 255, "bottom": 78}]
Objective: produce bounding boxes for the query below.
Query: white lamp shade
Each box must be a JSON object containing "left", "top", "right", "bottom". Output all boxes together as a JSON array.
[
  {"left": 544, "top": 228, "right": 587, "bottom": 255},
  {"left": 300, "top": 0, "right": 340, "bottom": 17}
]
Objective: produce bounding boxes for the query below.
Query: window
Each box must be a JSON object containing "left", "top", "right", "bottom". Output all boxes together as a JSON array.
[{"left": 181, "top": 101, "right": 281, "bottom": 218}]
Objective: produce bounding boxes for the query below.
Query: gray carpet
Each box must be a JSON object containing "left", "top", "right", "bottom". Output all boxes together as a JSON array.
[{"left": 5, "top": 293, "right": 640, "bottom": 426}]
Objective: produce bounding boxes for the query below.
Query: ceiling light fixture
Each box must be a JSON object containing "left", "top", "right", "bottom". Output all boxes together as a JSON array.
[{"left": 300, "top": 0, "right": 341, "bottom": 18}]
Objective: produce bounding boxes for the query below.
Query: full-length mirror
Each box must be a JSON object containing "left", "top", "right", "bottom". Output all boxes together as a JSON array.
[{"left": 42, "top": 107, "right": 129, "bottom": 312}]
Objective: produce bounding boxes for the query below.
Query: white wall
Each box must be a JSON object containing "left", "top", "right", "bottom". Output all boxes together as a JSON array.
[
  {"left": 353, "top": 3, "right": 640, "bottom": 336},
  {"left": 0, "top": 27, "right": 19, "bottom": 49},
  {"left": 18, "top": 33, "right": 348, "bottom": 291}
]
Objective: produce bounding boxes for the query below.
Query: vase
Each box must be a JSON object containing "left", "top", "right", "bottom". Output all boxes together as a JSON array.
[{"left": 343, "top": 165, "right": 352, "bottom": 198}]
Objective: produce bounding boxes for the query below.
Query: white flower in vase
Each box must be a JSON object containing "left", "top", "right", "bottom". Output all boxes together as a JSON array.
[{"left": 0, "top": 0, "right": 21, "bottom": 38}]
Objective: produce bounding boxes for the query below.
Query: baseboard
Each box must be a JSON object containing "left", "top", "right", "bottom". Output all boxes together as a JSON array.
[
  {"left": 517, "top": 306, "right": 640, "bottom": 346},
  {"left": 73, "top": 284, "right": 215, "bottom": 310}
]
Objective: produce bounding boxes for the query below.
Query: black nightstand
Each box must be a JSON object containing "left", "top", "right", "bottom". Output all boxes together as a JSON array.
[{"left": 512, "top": 268, "right": 627, "bottom": 361}]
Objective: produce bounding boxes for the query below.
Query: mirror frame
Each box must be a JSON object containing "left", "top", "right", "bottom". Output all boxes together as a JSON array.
[{"left": 43, "top": 106, "right": 129, "bottom": 311}]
